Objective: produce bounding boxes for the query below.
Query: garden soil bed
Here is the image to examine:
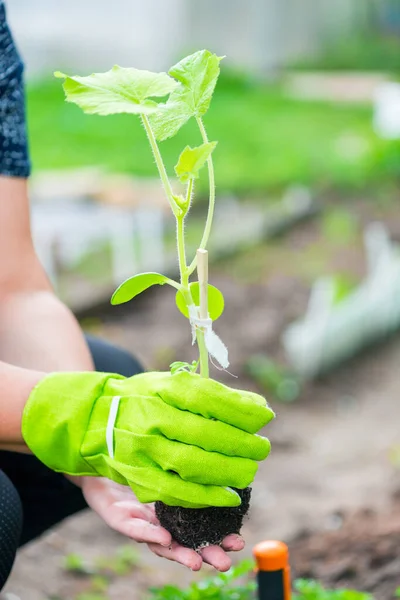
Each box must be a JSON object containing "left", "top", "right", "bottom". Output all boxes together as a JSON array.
[
  {"left": 290, "top": 499, "right": 400, "bottom": 599},
  {"left": 5, "top": 198, "right": 400, "bottom": 600}
]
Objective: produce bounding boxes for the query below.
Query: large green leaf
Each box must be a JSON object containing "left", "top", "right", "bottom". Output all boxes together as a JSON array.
[
  {"left": 149, "top": 50, "right": 222, "bottom": 141},
  {"left": 111, "top": 273, "right": 180, "bottom": 305},
  {"left": 175, "top": 142, "right": 217, "bottom": 183},
  {"left": 148, "top": 100, "right": 192, "bottom": 142},
  {"left": 55, "top": 66, "right": 177, "bottom": 116},
  {"left": 176, "top": 283, "right": 224, "bottom": 320}
]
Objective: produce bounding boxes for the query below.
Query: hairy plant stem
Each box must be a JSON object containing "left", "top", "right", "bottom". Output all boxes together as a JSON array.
[
  {"left": 141, "top": 115, "right": 179, "bottom": 216},
  {"left": 142, "top": 115, "right": 210, "bottom": 377},
  {"left": 176, "top": 187, "right": 209, "bottom": 377},
  {"left": 176, "top": 215, "right": 189, "bottom": 289},
  {"left": 188, "top": 117, "right": 216, "bottom": 276}
]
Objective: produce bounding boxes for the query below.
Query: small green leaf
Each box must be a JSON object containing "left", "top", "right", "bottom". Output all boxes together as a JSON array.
[
  {"left": 172, "top": 193, "right": 187, "bottom": 209},
  {"left": 111, "top": 273, "right": 180, "bottom": 305},
  {"left": 176, "top": 283, "right": 224, "bottom": 320},
  {"left": 115, "top": 545, "right": 139, "bottom": 571},
  {"left": 55, "top": 65, "right": 177, "bottom": 116},
  {"left": 149, "top": 50, "right": 222, "bottom": 141},
  {"left": 175, "top": 142, "right": 217, "bottom": 183},
  {"left": 63, "top": 553, "right": 93, "bottom": 575},
  {"left": 170, "top": 360, "right": 199, "bottom": 375}
]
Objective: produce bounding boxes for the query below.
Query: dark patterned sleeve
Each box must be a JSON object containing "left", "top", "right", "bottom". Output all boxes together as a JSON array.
[{"left": 0, "top": 0, "right": 30, "bottom": 177}]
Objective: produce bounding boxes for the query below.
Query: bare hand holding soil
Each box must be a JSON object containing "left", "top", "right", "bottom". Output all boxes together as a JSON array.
[{"left": 81, "top": 477, "right": 245, "bottom": 571}]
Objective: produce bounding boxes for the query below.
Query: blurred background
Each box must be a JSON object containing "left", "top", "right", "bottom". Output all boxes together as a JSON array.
[{"left": 5, "top": 1, "right": 400, "bottom": 599}]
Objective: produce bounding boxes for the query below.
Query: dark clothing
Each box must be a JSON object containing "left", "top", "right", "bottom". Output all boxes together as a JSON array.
[
  {"left": 0, "top": 336, "right": 143, "bottom": 590},
  {"left": 0, "top": 0, "right": 30, "bottom": 177}
]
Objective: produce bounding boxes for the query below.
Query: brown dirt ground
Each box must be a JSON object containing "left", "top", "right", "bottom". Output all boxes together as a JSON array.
[
  {"left": 5, "top": 198, "right": 400, "bottom": 599},
  {"left": 290, "top": 500, "right": 400, "bottom": 599}
]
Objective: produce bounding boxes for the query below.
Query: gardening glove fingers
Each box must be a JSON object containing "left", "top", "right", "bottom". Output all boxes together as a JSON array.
[
  {"left": 89, "top": 431, "right": 260, "bottom": 488},
  {"left": 104, "top": 457, "right": 242, "bottom": 509},
  {"left": 83, "top": 395, "right": 271, "bottom": 461},
  {"left": 116, "top": 371, "right": 275, "bottom": 434}
]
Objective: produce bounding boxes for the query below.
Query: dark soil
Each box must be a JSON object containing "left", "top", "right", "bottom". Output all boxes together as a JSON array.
[
  {"left": 155, "top": 487, "right": 251, "bottom": 549},
  {"left": 290, "top": 499, "right": 400, "bottom": 600}
]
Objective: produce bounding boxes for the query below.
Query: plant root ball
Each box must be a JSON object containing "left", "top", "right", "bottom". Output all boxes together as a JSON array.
[{"left": 155, "top": 488, "right": 251, "bottom": 550}]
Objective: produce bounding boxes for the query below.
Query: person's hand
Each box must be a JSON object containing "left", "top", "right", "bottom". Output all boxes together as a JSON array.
[
  {"left": 82, "top": 477, "right": 244, "bottom": 572},
  {"left": 22, "top": 370, "right": 275, "bottom": 508}
]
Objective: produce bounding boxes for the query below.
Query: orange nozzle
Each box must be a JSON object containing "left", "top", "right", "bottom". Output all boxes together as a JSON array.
[{"left": 253, "top": 540, "right": 289, "bottom": 572}]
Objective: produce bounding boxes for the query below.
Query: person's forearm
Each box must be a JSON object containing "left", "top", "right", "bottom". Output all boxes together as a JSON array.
[
  {"left": 0, "top": 360, "right": 43, "bottom": 449},
  {"left": 0, "top": 288, "right": 94, "bottom": 372},
  {"left": 0, "top": 178, "right": 94, "bottom": 372}
]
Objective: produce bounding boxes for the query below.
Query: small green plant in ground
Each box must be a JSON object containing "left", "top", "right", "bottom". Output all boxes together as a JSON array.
[
  {"left": 245, "top": 355, "right": 301, "bottom": 403},
  {"left": 148, "top": 560, "right": 256, "bottom": 600},
  {"left": 294, "top": 580, "right": 373, "bottom": 600},
  {"left": 64, "top": 552, "right": 94, "bottom": 576},
  {"left": 147, "top": 560, "right": 373, "bottom": 600},
  {"left": 95, "top": 545, "right": 140, "bottom": 576},
  {"left": 61, "top": 545, "right": 139, "bottom": 600}
]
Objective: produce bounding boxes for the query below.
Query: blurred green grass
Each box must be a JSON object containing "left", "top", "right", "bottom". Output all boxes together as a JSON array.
[
  {"left": 291, "top": 33, "right": 400, "bottom": 73},
  {"left": 27, "top": 76, "right": 380, "bottom": 194}
]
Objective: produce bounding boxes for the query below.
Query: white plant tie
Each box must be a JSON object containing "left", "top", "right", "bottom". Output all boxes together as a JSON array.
[
  {"left": 106, "top": 395, "right": 121, "bottom": 459},
  {"left": 189, "top": 305, "right": 229, "bottom": 369}
]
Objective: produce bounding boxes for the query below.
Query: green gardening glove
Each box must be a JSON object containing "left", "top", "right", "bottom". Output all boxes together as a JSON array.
[{"left": 22, "top": 371, "right": 275, "bottom": 508}]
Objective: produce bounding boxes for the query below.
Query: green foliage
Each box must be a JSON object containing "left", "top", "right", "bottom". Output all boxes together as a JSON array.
[
  {"left": 291, "top": 33, "right": 400, "bottom": 73},
  {"left": 294, "top": 579, "right": 373, "bottom": 600},
  {"left": 175, "top": 283, "right": 225, "bottom": 320},
  {"left": 56, "top": 50, "right": 226, "bottom": 375},
  {"left": 111, "top": 273, "right": 180, "bottom": 305},
  {"left": 169, "top": 50, "right": 223, "bottom": 116},
  {"left": 245, "top": 355, "right": 301, "bottom": 402},
  {"left": 109, "top": 545, "right": 140, "bottom": 575},
  {"left": 55, "top": 66, "right": 176, "bottom": 115},
  {"left": 64, "top": 552, "right": 93, "bottom": 575},
  {"left": 175, "top": 142, "right": 217, "bottom": 183},
  {"left": 62, "top": 545, "right": 140, "bottom": 600},
  {"left": 149, "top": 50, "right": 223, "bottom": 141},
  {"left": 90, "top": 576, "right": 109, "bottom": 592},
  {"left": 321, "top": 208, "right": 358, "bottom": 245},
  {"left": 148, "top": 559, "right": 256, "bottom": 600},
  {"left": 369, "top": 138, "right": 400, "bottom": 182},
  {"left": 331, "top": 274, "right": 357, "bottom": 306},
  {"left": 94, "top": 545, "right": 140, "bottom": 576},
  {"left": 170, "top": 360, "right": 199, "bottom": 374},
  {"left": 28, "top": 77, "right": 375, "bottom": 193},
  {"left": 147, "top": 562, "right": 371, "bottom": 600}
]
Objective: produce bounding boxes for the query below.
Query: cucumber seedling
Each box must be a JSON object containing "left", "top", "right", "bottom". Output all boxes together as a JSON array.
[{"left": 56, "top": 50, "right": 250, "bottom": 549}]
